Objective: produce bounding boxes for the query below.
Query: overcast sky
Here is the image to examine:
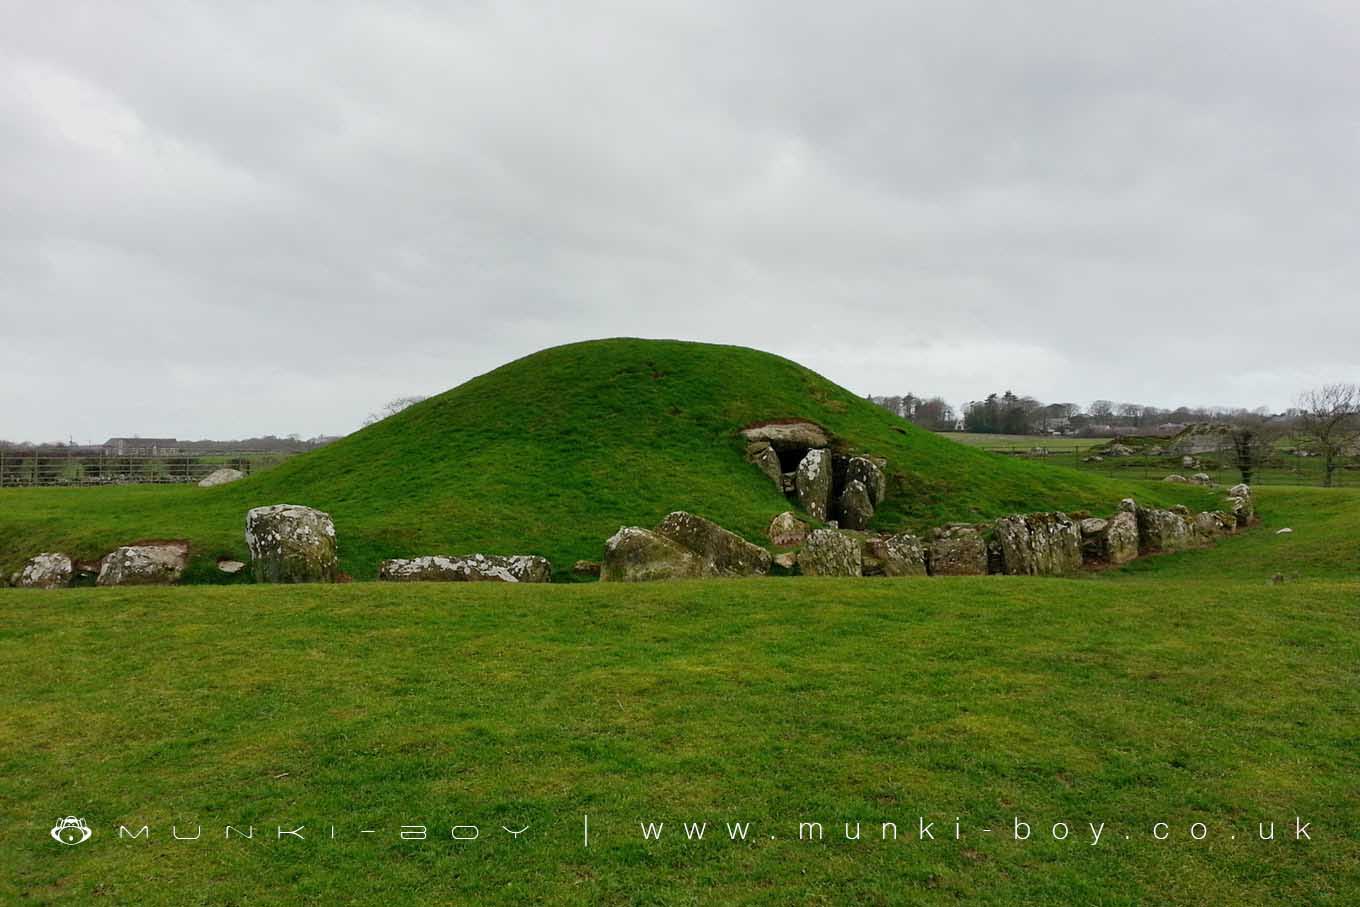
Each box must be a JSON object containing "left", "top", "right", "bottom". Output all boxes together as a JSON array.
[{"left": 3, "top": 1, "right": 1357, "bottom": 442}]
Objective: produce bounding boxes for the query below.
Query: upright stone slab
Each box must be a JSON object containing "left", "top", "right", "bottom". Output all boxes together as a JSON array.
[
  {"left": 96, "top": 543, "right": 190, "bottom": 586},
  {"left": 837, "top": 480, "right": 875, "bottom": 531},
  {"left": 11, "top": 552, "right": 73, "bottom": 589},
  {"left": 655, "top": 511, "right": 771, "bottom": 577},
  {"left": 1080, "top": 511, "right": 1139, "bottom": 566},
  {"left": 846, "top": 457, "right": 886, "bottom": 504},
  {"left": 798, "top": 529, "right": 862, "bottom": 577},
  {"left": 1225, "top": 484, "right": 1255, "bottom": 528},
  {"left": 1193, "top": 511, "right": 1235, "bottom": 542},
  {"left": 992, "top": 512, "right": 1082, "bottom": 575},
  {"left": 862, "top": 533, "right": 927, "bottom": 577},
  {"left": 745, "top": 442, "right": 783, "bottom": 487},
  {"left": 1137, "top": 507, "right": 1195, "bottom": 553},
  {"left": 927, "top": 525, "right": 989, "bottom": 576},
  {"left": 795, "top": 449, "right": 833, "bottom": 521},
  {"left": 768, "top": 511, "right": 809, "bottom": 547},
  {"left": 246, "top": 504, "right": 339, "bottom": 584},
  {"left": 601, "top": 526, "right": 704, "bottom": 582}
]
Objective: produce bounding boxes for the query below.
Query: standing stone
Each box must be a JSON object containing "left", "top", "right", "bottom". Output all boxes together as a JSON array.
[
  {"left": 198, "top": 467, "right": 245, "bottom": 488},
  {"left": 862, "top": 533, "right": 927, "bottom": 577},
  {"left": 768, "top": 511, "right": 809, "bottom": 547},
  {"left": 11, "top": 552, "right": 74, "bottom": 589},
  {"left": 795, "top": 449, "right": 833, "bottom": 521},
  {"left": 245, "top": 504, "right": 339, "bottom": 584},
  {"left": 1225, "top": 484, "right": 1255, "bottom": 527},
  {"left": 1078, "top": 511, "right": 1138, "bottom": 566},
  {"left": 1136, "top": 507, "right": 1195, "bottom": 553},
  {"left": 97, "top": 543, "right": 189, "bottom": 586},
  {"left": 927, "top": 525, "right": 989, "bottom": 576},
  {"left": 992, "top": 512, "right": 1082, "bottom": 575},
  {"left": 655, "top": 511, "right": 771, "bottom": 577},
  {"left": 745, "top": 442, "right": 783, "bottom": 487},
  {"left": 379, "top": 554, "right": 552, "bottom": 583},
  {"left": 837, "top": 480, "right": 875, "bottom": 531},
  {"left": 600, "top": 526, "right": 703, "bottom": 582},
  {"left": 846, "top": 457, "right": 887, "bottom": 504},
  {"left": 798, "top": 529, "right": 862, "bottom": 577},
  {"left": 1193, "top": 511, "right": 1235, "bottom": 542}
]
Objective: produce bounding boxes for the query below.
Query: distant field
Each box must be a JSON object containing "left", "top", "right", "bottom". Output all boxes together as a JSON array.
[
  {"left": 941, "top": 432, "right": 1111, "bottom": 451},
  {"left": 1, "top": 486, "right": 1356, "bottom": 905}
]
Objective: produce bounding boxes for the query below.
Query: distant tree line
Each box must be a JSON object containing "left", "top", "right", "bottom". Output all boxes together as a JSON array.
[{"left": 867, "top": 394, "right": 956, "bottom": 432}]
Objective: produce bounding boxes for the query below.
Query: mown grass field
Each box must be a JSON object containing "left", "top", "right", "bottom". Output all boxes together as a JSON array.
[
  {"left": 2, "top": 486, "right": 1356, "bottom": 905},
  {"left": 0, "top": 340, "right": 1218, "bottom": 583}
]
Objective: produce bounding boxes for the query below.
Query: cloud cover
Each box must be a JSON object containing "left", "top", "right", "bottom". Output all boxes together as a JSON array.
[{"left": 2, "top": 1, "right": 1357, "bottom": 440}]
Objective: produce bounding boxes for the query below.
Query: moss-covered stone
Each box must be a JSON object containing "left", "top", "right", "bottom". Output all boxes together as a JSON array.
[
  {"left": 655, "top": 511, "right": 771, "bottom": 577},
  {"left": 798, "top": 528, "right": 862, "bottom": 577},
  {"left": 600, "top": 526, "right": 704, "bottom": 582}
]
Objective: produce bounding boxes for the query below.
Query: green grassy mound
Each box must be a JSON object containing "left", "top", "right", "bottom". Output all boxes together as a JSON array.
[
  {"left": 3, "top": 489, "right": 1356, "bottom": 904},
  {"left": 0, "top": 339, "right": 1220, "bottom": 581}
]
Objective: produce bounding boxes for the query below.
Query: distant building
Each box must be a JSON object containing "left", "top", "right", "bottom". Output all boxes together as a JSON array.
[{"left": 103, "top": 438, "right": 181, "bottom": 457}]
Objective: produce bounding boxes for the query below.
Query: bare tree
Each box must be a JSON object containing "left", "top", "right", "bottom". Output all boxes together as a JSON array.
[
  {"left": 1216, "top": 415, "right": 1279, "bottom": 485},
  {"left": 1297, "top": 383, "right": 1360, "bottom": 487},
  {"left": 362, "top": 395, "right": 428, "bottom": 427}
]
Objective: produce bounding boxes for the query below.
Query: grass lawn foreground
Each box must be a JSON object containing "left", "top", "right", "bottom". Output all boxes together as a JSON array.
[{"left": 1, "top": 486, "right": 1357, "bottom": 905}]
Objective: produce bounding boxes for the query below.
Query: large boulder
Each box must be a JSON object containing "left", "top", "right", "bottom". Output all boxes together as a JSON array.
[
  {"left": 846, "top": 457, "right": 886, "bottom": 504},
  {"left": 1225, "top": 484, "right": 1255, "bottom": 527},
  {"left": 740, "top": 421, "right": 831, "bottom": 450},
  {"left": 655, "top": 511, "right": 771, "bottom": 577},
  {"left": 97, "top": 542, "right": 189, "bottom": 586},
  {"left": 245, "top": 504, "right": 339, "bottom": 583},
  {"left": 1137, "top": 507, "right": 1195, "bottom": 553},
  {"left": 198, "top": 467, "right": 245, "bottom": 488},
  {"left": 379, "top": 554, "right": 552, "bottom": 583},
  {"left": 837, "top": 480, "right": 875, "bottom": 531},
  {"left": 926, "top": 525, "right": 989, "bottom": 576},
  {"left": 862, "top": 533, "right": 927, "bottom": 577},
  {"left": 1078, "top": 511, "right": 1139, "bottom": 566},
  {"left": 601, "top": 527, "right": 704, "bottom": 582},
  {"left": 1193, "top": 511, "right": 1235, "bottom": 542},
  {"left": 795, "top": 449, "right": 833, "bottom": 521},
  {"left": 11, "top": 552, "right": 74, "bottom": 589},
  {"left": 798, "top": 529, "right": 862, "bottom": 577},
  {"left": 767, "top": 511, "right": 809, "bottom": 547},
  {"left": 992, "top": 512, "right": 1083, "bottom": 575},
  {"left": 744, "top": 442, "right": 783, "bottom": 486}
]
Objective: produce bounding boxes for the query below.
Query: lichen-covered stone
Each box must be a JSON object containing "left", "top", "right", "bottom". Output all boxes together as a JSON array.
[
  {"left": 245, "top": 504, "right": 339, "bottom": 584},
  {"left": 862, "top": 533, "right": 927, "bottom": 577},
  {"left": 767, "top": 511, "right": 809, "bottom": 547},
  {"left": 600, "top": 526, "right": 703, "bottom": 582},
  {"left": 1079, "top": 511, "right": 1139, "bottom": 565},
  {"left": 655, "top": 511, "right": 771, "bottom": 577},
  {"left": 1225, "top": 484, "right": 1255, "bottom": 527},
  {"left": 745, "top": 442, "right": 783, "bottom": 486},
  {"left": 846, "top": 456, "right": 887, "bottom": 504},
  {"left": 795, "top": 449, "right": 833, "bottom": 521},
  {"left": 11, "top": 552, "right": 73, "bottom": 589},
  {"left": 740, "top": 421, "right": 831, "bottom": 450},
  {"left": 1137, "top": 507, "right": 1195, "bottom": 553},
  {"left": 1193, "top": 511, "right": 1235, "bottom": 542},
  {"left": 992, "top": 512, "right": 1082, "bottom": 575},
  {"left": 798, "top": 528, "right": 862, "bottom": 577},
  {"left": 1163, "top": 474, "right": 1189, "bottom": 484},
  {"left": 572, "top": 560, "right": 602, "bottom": 577},
  {"left": 379, "top": 554, "right": 552, "bottom": 583},
  {"left": 927, "top": 525, "right": 989, "bottom": 576},
  {"left": 198, "top": 467, "right": 245, "bottom": 488},
  {"left": 97, "top": 543, "right": 189, "bottom": 586},
  {"left": 1191, "top": 473, "right": 1214, "bottom": 486},
  {"left": 837, "top": 479, "right": 875, "bottom": 531}
]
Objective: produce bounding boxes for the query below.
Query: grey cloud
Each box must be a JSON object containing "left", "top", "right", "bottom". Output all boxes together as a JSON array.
[{"left": 1, "top": 0, "right": 1357, "bottom": 440}]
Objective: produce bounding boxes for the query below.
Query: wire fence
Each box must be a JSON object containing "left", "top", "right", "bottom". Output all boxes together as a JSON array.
[
  {"left": 0, "top": 450, "right": 292, "bottom": 487},
  {"left": 976, "top": 441, "right": 1360, "bottom": 487}
]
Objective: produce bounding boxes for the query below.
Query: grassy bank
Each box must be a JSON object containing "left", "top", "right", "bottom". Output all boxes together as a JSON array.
[{"left": 0, "top": 340, "right": 1218, "bottom": 582}]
